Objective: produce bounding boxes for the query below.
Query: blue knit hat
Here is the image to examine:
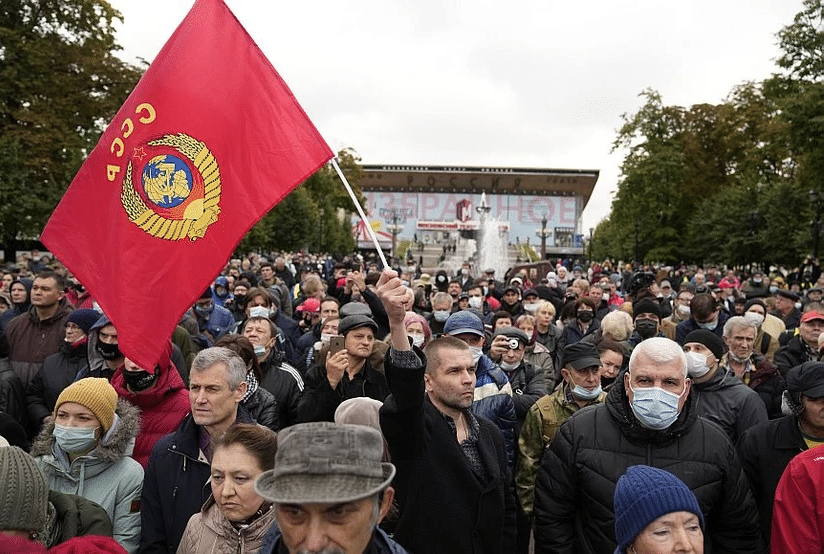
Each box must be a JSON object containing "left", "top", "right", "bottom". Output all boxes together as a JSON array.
[{"left": 613, "top": 465, "right": 704, "bottom": 552}]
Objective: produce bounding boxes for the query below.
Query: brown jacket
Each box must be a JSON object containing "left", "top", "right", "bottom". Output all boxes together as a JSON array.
[
  {"left": 177, "top": 496, "right": 275, "bottom": 554},
  {"left": 4, "top": 299, "right": 73, "bottom": 387}
]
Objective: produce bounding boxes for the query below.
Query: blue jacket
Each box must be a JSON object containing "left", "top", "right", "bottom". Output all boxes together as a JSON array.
[
  {"left": 259, "top": 523, "right": 409, "bottom": 554},
  {"left": 139, "top": 407, "right": 255, "bottom": 554},
  {"left": 472, "top": 354, "right": 517, "bottom": 469}
]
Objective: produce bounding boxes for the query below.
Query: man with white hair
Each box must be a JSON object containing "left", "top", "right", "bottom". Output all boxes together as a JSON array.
[{"left": 533, "top": 337, "right": 761, "bottom": 554}]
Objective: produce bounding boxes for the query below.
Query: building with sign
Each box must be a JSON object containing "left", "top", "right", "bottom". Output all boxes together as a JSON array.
[{"left": 356, "top": 165, "right": 599, "bottom": 259}]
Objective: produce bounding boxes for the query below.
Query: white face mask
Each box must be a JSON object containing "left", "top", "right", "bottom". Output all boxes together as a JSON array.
[
  {"left": 524, "top": 303, "right": 538, "bottom": 314},
  {"left": 602, "top": 292, "right": 610, "bottom": 302},
  {"left": 468, "top": 346, "right": 483, "bottom": 365},
  {"left": 500, "top": 360, "right": 520, "bottom": 371},
  {"left": 433, "top": 310, "right": 450, "bottom": 322},
  {"left": 685, "top": 351, "right": 711, "bottom": 378},
  {"left": 676, "top": 304, "right": 691, "bottom": 317},
  {"left": 744, "top": 312, "right": 764, "bottom": 328},
  {"left": 408, "top": 334, "right": 425, "bottom": 347},
  {"left": 320, "top": 333, "right": 334, "bottom": 346},
  {"left": 468, "top": 296, "right": 483, "bottom": 309}
]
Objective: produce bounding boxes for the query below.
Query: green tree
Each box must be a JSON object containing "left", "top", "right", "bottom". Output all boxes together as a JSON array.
[{"left": 0, "top": 0, "right": 144, "bottom": 258}]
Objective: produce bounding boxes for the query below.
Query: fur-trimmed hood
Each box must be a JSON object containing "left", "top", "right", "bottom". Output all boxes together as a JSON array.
[{"left": 31, "top": 397, "right": 141, "bottom": 464}]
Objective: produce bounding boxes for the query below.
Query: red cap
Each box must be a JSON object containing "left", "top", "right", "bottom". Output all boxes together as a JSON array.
[
  {"left": 801, "top": 311, "right": 824, "bottom": 324},
  {"left": 296, "top": 297, "right": 320, "bottom": 313}
]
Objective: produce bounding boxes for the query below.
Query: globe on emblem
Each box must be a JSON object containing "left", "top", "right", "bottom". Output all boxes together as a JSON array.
[{"left": 141, "top": 154, "right": 194, "bottom": 208}]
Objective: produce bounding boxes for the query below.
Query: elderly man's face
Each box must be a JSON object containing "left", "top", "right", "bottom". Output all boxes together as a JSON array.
[
  {"left": 624, "top": 352, "right": 690, "bottom": 414},
  {"left": 275, "top": 491, "right": 394, "bottom": 554},
  {"left": 800, "top": 318, "right": 824, "bottom": 348}
]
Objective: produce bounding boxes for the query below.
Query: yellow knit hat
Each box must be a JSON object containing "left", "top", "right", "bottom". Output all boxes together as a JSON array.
[{"left": 54, "top": 378, "right": 118, "bottom": 433}]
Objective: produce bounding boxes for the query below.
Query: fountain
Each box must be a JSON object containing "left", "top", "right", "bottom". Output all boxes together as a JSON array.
[{"left": 475, "top": 192, "right": 510, "bottom": 277}]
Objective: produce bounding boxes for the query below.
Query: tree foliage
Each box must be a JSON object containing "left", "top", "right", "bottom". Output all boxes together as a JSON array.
[{"left": 0, "top": 0, "right": 144, "bottom": 253}]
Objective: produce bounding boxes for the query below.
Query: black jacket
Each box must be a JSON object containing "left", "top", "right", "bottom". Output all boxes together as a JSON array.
[
  {"left": 26, "top": 341, "right": 89, "bottom": 428},
  {"left": 242, "top": 386, "right": 279, "bottom": 431},
  {"left": 139, "top": 407, "right": 255, "bottom": 553},
  {"left": 736, "top": 415, "right": 806, "bottom": 545},
  {"left": 0, "top": 357, "right": 24, "bottom": 430},
  {"left": 258, "top": 350, "right": 302, "bottom": 428},
  {"left": 533, "top": 375, "right": 761, "bottom": 554},
  {"left": 691, "top": 367, "right": 768, "bottom": 444},
  {"left": 675, "top": 309, "right": 730, "bottom": 345},
  {"left": 298, "top": 357, "right": 389, "bottom": 423},
  {"left": 380, "top": 348, "right": 517, "bottom": 554},
  {"left": 774, "top": 335, "right": 816, "bottom": 377}
]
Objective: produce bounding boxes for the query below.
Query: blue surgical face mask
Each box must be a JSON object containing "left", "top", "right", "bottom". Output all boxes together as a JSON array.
[
  {"left": 194, "top": 302, "right": 214, "bottom": 318},
  {"left": 53, "top": 424, "right": 98, "bottom": 454},
  {"left": 253, "top": 345, "right": 266, "bottom": 357},
  {"left": 697, "top": 320, "right": 717, "bottom": 331},
  {"left": 629, "top": 383, "right": 686, "bottom": 430},
  {"left": 433, "top": 310, "right": 450, "bottom": 322},
  {"left": 572, "top": 383, "right": 602, "bottom": 401}
]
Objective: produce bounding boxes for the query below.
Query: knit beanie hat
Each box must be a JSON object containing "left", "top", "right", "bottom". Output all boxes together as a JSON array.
[
  {"left": 683, "top": 329, "right": 724, "bottom": 360},
  {"left": 66, "top": 309, "right": 101, "bottom": 335},
  {"left": 632, "top": 299, "right": 662, "bottom": 320},
  {"left": 0, "top": 446, "right": 48, "bottom": 535},
  {"left": 54, "top": 378, "right": 118, "bottom": 433},
  {"left": 614, "top": 465, "right": 704, "bottom": 552}
]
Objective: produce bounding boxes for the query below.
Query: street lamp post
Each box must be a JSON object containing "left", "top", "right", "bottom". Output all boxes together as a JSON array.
[
  {"left": 810, "top": 190, "right": 823, "bottom": 260},
  {"left": 588, "top": 227, "right": 594, "bottom": 262},
  {"left": 382, "top": 207, "right": 406, "bottom": 266},
  {"left": 535, "top": 214, "right": 551, "bottom": 260}
]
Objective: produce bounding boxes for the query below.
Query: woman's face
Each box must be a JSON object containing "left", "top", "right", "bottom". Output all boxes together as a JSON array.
[
  {"left": 536, "top": 306, "right": 553, "bottom": 327},
  {"left": 211, "top": 443, "right": 267, "bottom": 522},
  {"left": 321, "top": 319, "right": 339, "bottom": 335},
  {"left": 55, "top": 402, "right": 101, "bottom": 430},
  {"left": 518, "top": 322, "right": 535, "bottom": 336},
  {"left": 631, "top": 511, "right": 703, "bottom": 554}
]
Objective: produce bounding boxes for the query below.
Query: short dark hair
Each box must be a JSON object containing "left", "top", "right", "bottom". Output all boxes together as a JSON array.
[
  {"left": 690, "top": 293, "right": 717, "bottom": 320},
  {"left": 491, "top": 311, "right": 513, "bottom": 327},
  {"left": 244, "top": 287, "right": 273, "bottom": 309},
  {"left": 215, "top": 334, "right": 261, "bottom": 382},
  {"left": 423, "top": 336, "right": 469, "bottom": 375},
  {"left": 36, "top": 270, "right": 65, "bottom": 291},
  {"left": 260, "top": 262, "right": 274, "bottom": 271}
]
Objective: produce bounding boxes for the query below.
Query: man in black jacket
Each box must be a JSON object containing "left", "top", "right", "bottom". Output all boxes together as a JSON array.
[
  {"left": 737, "top": 361, "right": 824, "bottom": 545},
  {"left": 377, "top": 270, "right": 516, "bottom": 554},
  {"left": 534, "top": 336, "right": 761, "bottom": 554},
  {"left": 139, "top": 347, "right": 254, "bottom": 554}
]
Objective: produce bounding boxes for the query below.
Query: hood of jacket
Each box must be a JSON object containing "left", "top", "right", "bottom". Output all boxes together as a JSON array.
[
  {"left": 27, "top": 297, "right": 73, "bottom": 324},
  {"left": 110, "top": 340, "right": 185, "bottom": 408},
  {"left": 693, "top": 365, "right": 741, "bottom": 393},
  {"left": 31, "top": 397, "right": 141, "bottom": 466},
  {"left": 606, "top": 370, "right": 698, "bottom": 447}
]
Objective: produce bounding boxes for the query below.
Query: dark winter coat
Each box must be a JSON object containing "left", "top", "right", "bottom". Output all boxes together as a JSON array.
[
  {"left": 110, "top": 342, "right": 190, "bottom": 468},
  {"left": 774, "top": 335, "right": 816, "bottom": 377},
  {"left": 139, "top": 407, "right": 255, "bottom": 554},
  {"left": 45, "top": 490, "right": 113, "bottom": 549},
  {"left": 242, "top": 386, "right": 279, "bottom": 431},
  {"left": 258, "top": 350, "right": 302, "bottom": 428},
  {"left": 298, "top": 357, "right": 389, "bottom": 423},
  {"left": 26, "top": 340, "right": 90, "bottom": 429},
  {"left": 691, "top": 367, "right": 768, "bottom": 444},
  {"left": 380, "top": 348, "right": 517, "bottom": 554},
  {"left": 0, "top": 357, "right": 25, "bottom": 430},
  {"left": 4, "top": 298, "right": 73, "bottom": 387},
  {"left": 674, "top": 310, "right": 730, "bottom": 345},
  {"left": 736, "top": 415, "right": 806, "bottom": 545},
  {"left": 260, "top": 526, "right": 409, "bottom": 554},
  {"left": 533, "top": 376, "right": 761, "bottom": 554}
]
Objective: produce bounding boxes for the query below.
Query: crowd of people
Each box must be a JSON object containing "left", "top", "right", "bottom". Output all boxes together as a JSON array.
[{"left": 0, "top": 248, "right": 823, "bottom": 553}]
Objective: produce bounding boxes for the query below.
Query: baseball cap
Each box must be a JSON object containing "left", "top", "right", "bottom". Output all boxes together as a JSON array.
[
  {"left": 787, "top": 361, "right": 824, "bottom": 398},
  {"left": 443, "top": 310, "right": 484, "bottom": 337},
  {"left": 296, "top": 297, "right": 320, "bottom": 314},
  {"left": 255, "top": 422, "right": 395, "bottom": 504},
  {"left": 801, "top": 311, "right": 824, "bottom": 324}
]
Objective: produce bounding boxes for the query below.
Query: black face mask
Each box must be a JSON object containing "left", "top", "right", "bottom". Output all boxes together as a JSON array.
[
  {"left": 97, "top": 341, "right": 122, "bottom": 360},
  {"left": 234, "top": 294, "right": 246, "bottom": 307},
  {"left": 123, "top": 369, "right": 158, "bottom": 392},
  {"left": 635, "top": 319, "right": 659, "bottom": 339},
  {"left": 577, "top": 311, "right": 594, "bottom": 323}
]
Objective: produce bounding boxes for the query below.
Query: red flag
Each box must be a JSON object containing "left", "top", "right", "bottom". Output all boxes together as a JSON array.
[{"left": 41, "top": 0, "right": 333, "bottom": 369}]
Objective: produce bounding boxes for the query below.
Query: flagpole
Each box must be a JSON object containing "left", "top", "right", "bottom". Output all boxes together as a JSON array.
[{"left": 331, "top": 158, "right": 390, "bottom": 269}]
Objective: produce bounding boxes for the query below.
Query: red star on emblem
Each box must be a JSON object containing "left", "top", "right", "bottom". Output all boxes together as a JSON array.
[{"left": 133, "top": 146, "right": 147, "bottom": 161}]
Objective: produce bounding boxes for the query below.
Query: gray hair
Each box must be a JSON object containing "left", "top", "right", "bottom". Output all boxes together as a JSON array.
[
  {"left": 191, "top": 346, "right": 248, "bottom": 390},
  {"left": 601, "top": 310, "right": 633, "bottom": 341},
  {"left": 629, "top": 337, "right": 687, "bottom": 377},
  {"left": 724, "top": 315, "right": 757, "bottom": 338}
]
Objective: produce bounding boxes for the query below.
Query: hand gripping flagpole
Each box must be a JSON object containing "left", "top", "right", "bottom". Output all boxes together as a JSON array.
[{"left": 331, "top": 158, "right": 390, "bottom": 269}]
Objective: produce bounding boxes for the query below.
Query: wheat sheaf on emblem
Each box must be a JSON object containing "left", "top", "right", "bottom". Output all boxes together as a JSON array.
[{"left": 121, "top": 133, "right": 221, "bottom": 241}]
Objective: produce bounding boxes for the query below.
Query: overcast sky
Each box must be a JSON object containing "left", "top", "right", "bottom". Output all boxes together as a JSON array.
[{"left": 109, "top": 0, "right": 803, "bottom": 232}]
